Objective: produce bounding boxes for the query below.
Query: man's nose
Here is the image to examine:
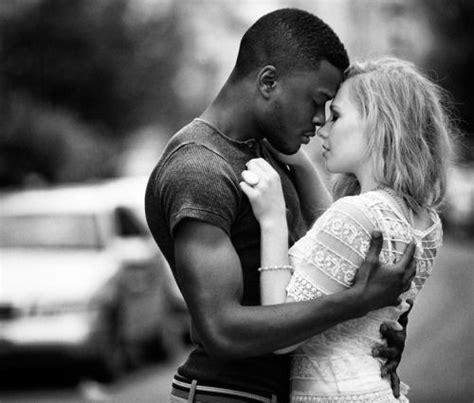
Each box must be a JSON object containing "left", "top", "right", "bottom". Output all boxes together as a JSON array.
[
  {"left": 313, "top": 108, "right": 326, "bottom": 126},
  {"left": 317, "top": 123, "right": 328, "bottom": 139},
  {"left": 312, "top": 109, "right": 326, "bottom": 127}
]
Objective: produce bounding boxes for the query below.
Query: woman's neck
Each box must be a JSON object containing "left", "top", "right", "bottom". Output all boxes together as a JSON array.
[{"left": 356, "top": 168, "right": 378, "bottom": 194}]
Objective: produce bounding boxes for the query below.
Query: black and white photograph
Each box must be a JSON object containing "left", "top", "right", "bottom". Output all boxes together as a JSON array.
[{"left": 1, "top": 1, "right": 473, "bottom": 402}]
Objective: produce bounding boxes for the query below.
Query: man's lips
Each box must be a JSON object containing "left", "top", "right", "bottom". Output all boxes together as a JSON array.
[{"left": 301, "top": 131, "right": 316, "bottom": 144}]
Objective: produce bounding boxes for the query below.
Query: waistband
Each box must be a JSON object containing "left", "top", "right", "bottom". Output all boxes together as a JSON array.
[{"left": 171, "top": 374, "right": 278, "bottom": 402}]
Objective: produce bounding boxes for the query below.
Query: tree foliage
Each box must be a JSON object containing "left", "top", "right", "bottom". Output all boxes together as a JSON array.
[
  {"left": 419, "top": 0, "right": 474, "bottom": 161},
  {"left": 0, "top": 0, "right": 187, "bottom": 186},
  {"left": 2, "top": 0, "right": 185, "bottom": 136}
]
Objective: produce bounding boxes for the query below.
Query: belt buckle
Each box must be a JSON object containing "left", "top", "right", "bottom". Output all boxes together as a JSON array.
[{"left": 172, "top": 375, "right": 278, "bottom": 402}]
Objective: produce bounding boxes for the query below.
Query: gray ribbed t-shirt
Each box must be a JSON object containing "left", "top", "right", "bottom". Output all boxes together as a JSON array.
[{"left": 145, "top": 119, "right": 307, "bottom": 400}]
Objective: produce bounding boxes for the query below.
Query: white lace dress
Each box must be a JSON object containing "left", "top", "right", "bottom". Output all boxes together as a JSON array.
[{"left": 286, "top": 190, "right": 442, "bottom": 402}]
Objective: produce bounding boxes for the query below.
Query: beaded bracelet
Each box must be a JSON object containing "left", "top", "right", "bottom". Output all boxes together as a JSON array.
[{"left": 258, "top": 265, "right": 295, "bottom": 274}]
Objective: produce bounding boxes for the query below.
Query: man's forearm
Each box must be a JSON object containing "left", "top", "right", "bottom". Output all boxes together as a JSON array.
[{"left": 202, "top": 287, "right": 366, "bottom": 359}]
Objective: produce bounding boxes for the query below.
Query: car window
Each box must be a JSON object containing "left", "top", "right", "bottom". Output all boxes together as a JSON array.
[
  {"left": 0, "top": 214, "right": 103, "bottom": 249},
  {"left": 114, "top": 207, "right": 148, "bottom": 238}
]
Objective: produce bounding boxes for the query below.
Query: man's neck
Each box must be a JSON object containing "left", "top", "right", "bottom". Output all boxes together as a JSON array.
[{"left": 200, "top": 85, "right": 260, "bottom": 143}]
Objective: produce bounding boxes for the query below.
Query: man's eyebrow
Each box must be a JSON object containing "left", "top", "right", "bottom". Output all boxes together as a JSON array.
[{"left": 319, "top": 91, "right": 334, "bottom": 101}]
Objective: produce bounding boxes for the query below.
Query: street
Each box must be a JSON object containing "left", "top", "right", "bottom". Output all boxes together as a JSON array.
[
  {"left": 0, "top": 237, "right": 472, "bottom": 403},
  {"left": 0, "top": 347, "right": 190, "bottom": 402}
]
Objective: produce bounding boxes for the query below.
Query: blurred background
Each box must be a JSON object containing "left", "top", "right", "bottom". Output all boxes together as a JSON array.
[{"left": 0, "top": 0, "right": 473, "bottom": 402}]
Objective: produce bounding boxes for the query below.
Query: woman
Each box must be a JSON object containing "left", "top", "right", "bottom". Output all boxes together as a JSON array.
[{"left": 240, "top": 58, "right": 455, "bottom": 402}]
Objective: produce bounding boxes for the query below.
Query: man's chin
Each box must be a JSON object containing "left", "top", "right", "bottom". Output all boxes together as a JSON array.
[
  {"left": 278, "top": 144, "right": 300, "bottom": 155},
  {"left": 263, "top": 138, "right": 300, "bottom": 155}
]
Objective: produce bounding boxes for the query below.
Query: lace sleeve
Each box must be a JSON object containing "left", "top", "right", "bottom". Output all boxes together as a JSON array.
[{"left": 287, "top": 196, "right": 376, "bottom": 301}]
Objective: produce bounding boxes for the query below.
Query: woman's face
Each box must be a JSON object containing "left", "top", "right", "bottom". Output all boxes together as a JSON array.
[{"left": 318, "top": 81, "right": 370, "bottom": 175}]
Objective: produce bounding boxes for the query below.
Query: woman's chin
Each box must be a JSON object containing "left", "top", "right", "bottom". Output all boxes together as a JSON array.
[
  {"left": 325, "top": 163, "right": 349, "bottom": 175},
  {"left": 324, "top": 163, "right": 338, "bottom": 174}
]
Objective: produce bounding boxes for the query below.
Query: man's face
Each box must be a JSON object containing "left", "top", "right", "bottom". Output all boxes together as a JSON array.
[{"left": 264, "top": 60, "right": 343, "bottom": 155}]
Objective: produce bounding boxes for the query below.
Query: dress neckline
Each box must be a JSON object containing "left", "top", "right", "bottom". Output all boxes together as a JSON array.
[{"left": 374, "top": 189, "right": 439, "bottom": 236}]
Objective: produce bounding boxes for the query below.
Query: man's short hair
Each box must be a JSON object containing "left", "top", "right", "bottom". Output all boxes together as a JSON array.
[{"left": 232, "top": 8, "right": 349, "bottom": 79}]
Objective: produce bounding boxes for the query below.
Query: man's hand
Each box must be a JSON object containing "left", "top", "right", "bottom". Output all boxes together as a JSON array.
[
  {"left": 373, "top": 300, "right": 414, "bottom": 397},
  {"left": 351, "top": 231, "right": 416, "bottom": 312}
]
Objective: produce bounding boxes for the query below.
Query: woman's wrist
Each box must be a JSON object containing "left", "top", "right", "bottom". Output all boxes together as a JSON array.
[{"left": 259, "top": 216, "right": 288, "bottom": 233}]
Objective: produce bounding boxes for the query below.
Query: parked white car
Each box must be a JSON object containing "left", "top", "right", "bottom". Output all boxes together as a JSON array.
[{"left": 0, "top": 177, "right": 188, "bottom": 381}]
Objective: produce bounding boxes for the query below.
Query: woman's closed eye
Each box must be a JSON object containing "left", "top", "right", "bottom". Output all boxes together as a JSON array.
[{"left": 326, "top": 112, "right": 338, "bottom": 123}]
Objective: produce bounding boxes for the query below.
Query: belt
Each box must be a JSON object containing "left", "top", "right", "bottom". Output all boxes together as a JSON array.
[{"left": 171, "top": 374, "right": 278, "bottom": 402}]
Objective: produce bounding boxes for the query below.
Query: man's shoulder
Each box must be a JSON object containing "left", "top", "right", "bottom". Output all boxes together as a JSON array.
[
  {"left": 162, "top": 120, "right": 231, "bottom": 165},
  {"left": 161, "top": 142, "right": 231, "bottom": 176},
  {"left": 155, "top": 129, "right": 239, "bottom": 188}
]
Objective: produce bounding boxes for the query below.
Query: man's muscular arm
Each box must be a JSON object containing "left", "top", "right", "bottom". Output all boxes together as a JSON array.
[{"left": 174, "top": 220, "right": 416, "bottom": 359}]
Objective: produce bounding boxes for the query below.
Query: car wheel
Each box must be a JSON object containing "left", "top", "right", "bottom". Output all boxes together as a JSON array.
[
  {"left": 97, "top": 331, "right": 127, "bottom": 383},
  {"left": 89, "top": 306, "right": 128, "bottom": 383},
  {"left": 141, "top": 327, "right": 171, "bottom": 362}
]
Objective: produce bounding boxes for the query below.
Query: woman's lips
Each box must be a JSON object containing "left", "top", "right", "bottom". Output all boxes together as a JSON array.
[{"left": 322, "top": 145, "right": 330, "bottom": 157}]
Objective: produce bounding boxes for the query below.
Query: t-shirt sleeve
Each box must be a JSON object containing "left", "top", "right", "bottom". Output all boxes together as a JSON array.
[
  {"left": 286, "top": 196, "right": 376, "bottom": 301},
  {"left": 158, "top": 143, "right": 241, "bottom": 236}
]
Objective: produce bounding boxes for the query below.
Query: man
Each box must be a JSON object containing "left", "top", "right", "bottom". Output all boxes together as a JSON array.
[{"left": 145, "top": 8, "right": 415, "bottom": 403}]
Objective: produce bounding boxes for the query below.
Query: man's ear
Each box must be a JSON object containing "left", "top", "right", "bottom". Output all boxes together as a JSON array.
[{"left": 257, "top": 65, "right": 278, "bottom": 99}]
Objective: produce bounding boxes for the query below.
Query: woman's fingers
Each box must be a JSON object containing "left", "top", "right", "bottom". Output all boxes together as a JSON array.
[
  {"left": 246, "top": 158, "right": 276, "bottom": 176},
  {"left": 241, "top": 170, "right": 259, "bottom": 186},
  {"left": 245, "top": 159, "right": 282, "bottom": 191},
  {"left": 239, "top": 181, "right": 257, "bottom": 198}
]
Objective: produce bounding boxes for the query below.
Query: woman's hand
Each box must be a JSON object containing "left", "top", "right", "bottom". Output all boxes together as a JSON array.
[{"left": 239, "top": 158, "right": 286, "bottom": 228}]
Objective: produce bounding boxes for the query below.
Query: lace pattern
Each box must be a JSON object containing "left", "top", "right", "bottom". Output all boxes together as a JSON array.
[
  {"left": 286, "top": 190, "right": 442, "bottom": 401},
  {"left": 287, "top": 271, "right": 325, "bottom": 301},
  {"left": 291, "top": 388, "right": 409, "bottom": 403}
]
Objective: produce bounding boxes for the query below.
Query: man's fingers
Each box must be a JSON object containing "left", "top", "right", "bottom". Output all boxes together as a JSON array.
[
  {"left": 390, "top": 372, "right": 401, "bottom": 398},
  {"left": 402, "top": 259, "right": 417, "bottom": 287},
  {"left": 380, "top": 322, "right": 405, "bottom": 347},
  {"left": 393, "top": 297, "right": 403, "bottom": 307},
  {"left": 381, "top": 359, "right": 399, "bottom": 377},
  {"left": 398, "top": 299, "right": 414, "bottom": 328},
  {"left": 373, "top": 346, "right": 399, "bottom": 360},
  {"left": 397, "top": 242, "right": 416, "bottom": 269},
  {"left": 366, "top": 231, "right": 383, "bottom": 263},
  {"left": 380, "top": 360, "right": 401, "bottom": 397}
]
